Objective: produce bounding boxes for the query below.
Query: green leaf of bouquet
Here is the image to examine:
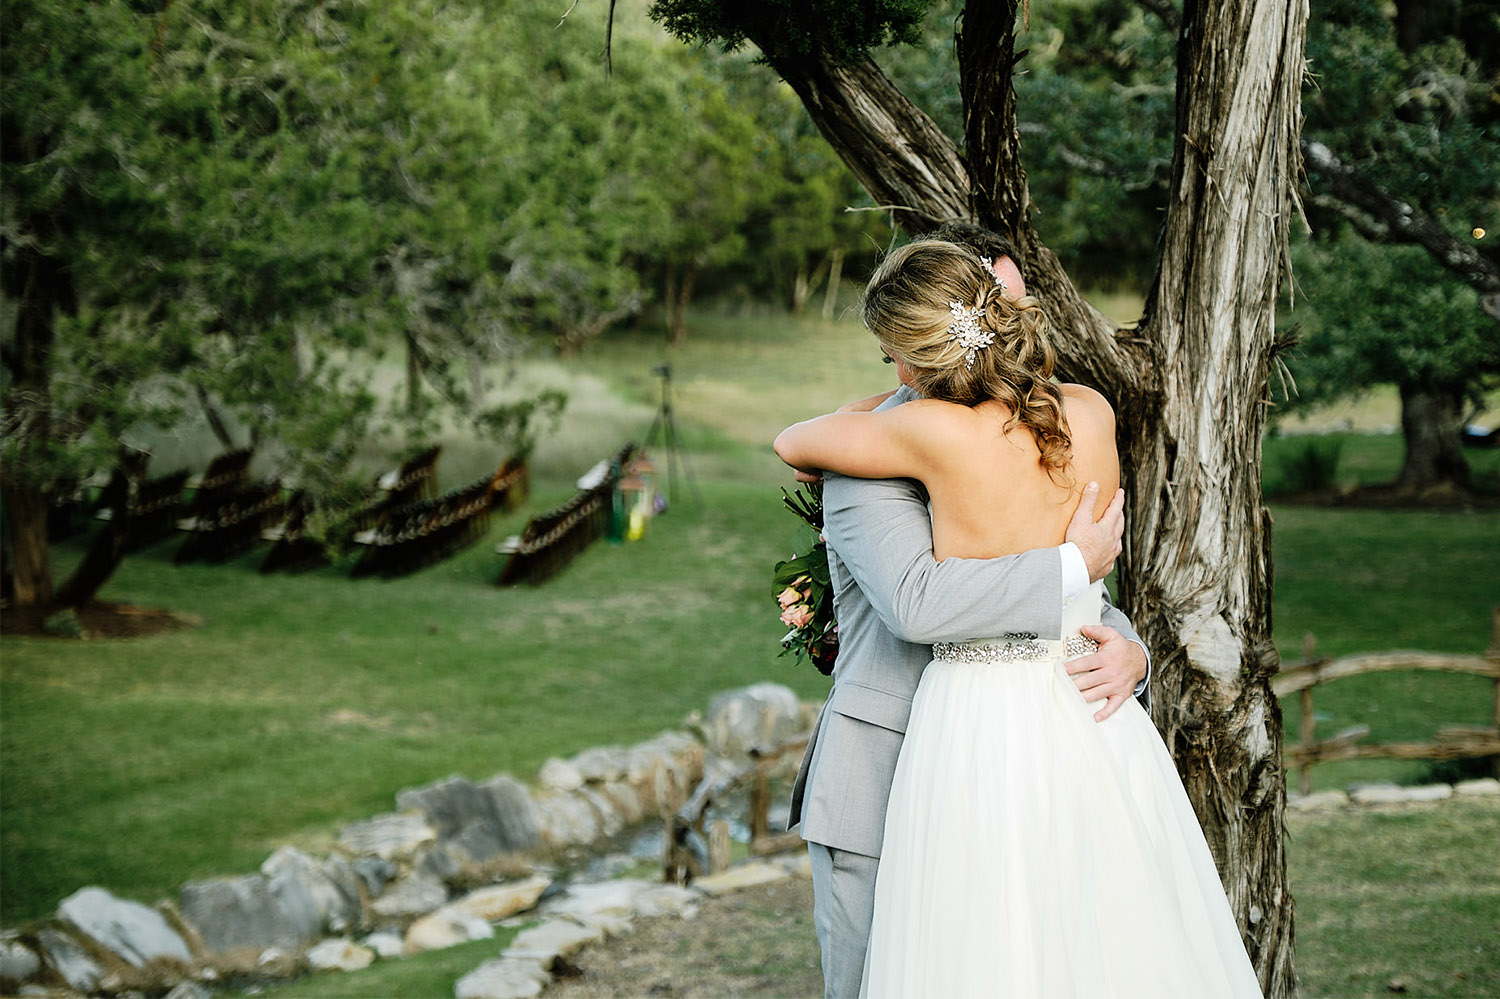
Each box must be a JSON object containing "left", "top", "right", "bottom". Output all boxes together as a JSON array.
[{"left": 791, "top": 522, "right": 822, "bottom": 553}]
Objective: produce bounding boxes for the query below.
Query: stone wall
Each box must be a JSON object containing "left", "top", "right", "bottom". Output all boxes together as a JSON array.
[{"left": 1, "top": 684, "right": 813, "bottom": 997}]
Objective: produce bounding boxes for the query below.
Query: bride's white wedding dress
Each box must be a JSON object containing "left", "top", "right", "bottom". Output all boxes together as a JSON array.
[{"left": 860, "top": 581, "right": 1264, "bottom": 998}]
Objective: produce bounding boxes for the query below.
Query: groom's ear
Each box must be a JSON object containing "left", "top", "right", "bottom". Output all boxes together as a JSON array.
[{"left": 993, "top": 256, "right": 1026, "bottom": 299}]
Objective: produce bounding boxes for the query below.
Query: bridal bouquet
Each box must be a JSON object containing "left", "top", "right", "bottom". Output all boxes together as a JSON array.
[{"left": 771, "top": 483, "right": 838, "bottom": 676}]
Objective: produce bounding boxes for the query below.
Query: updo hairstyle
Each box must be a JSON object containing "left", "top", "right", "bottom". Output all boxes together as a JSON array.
[{"left": 861, "top": 239, "right": 1071, "bottom": 478}]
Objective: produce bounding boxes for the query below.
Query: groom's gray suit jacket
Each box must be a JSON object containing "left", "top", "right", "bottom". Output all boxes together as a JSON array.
[{"left": 788, "top": 465, "right": 1146, "bottom": 860}]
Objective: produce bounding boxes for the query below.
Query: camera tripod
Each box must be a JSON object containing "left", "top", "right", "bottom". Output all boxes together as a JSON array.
[{"left": 644, "top": 364, "right": 700, "bottom": 505}]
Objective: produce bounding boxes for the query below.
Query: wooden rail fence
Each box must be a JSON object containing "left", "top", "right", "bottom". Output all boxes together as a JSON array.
[
  {"left": 1273, "top": 611, "right": 1500, "bottom": 795},
  {"left": 664, "top": 732, "right": 809, "bottom": 885}
]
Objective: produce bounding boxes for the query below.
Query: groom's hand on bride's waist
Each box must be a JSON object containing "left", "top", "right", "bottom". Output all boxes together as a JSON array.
[
  {"left": 1066, "top": 626, "right": 1149, "bottom": 722},
  {"left": 1065, "top": 482, "right": 1125, "bottom": 582}
]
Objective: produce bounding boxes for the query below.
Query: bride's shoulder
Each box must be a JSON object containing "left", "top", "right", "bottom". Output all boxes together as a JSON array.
[{"left": 1057, "top": 383, "right": 1114, "bottom": 424}]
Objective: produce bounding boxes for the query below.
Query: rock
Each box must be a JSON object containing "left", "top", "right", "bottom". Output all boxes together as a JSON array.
[
  {"left": 305, "top": 938, "right": 375, "bottom": 973},
  {"left": 596, "top": 780, "right": 647, "bottom": 826},
  {"left": 454, "top": 956, "right": 551, "bottom": 999},
  {"left": 35, "top": 927, "right": 104, "bottom": 993},
  {"left": 481, "top": 776, "right": 544, "bottom": 853},
  {"left": 179, "top": 873, "right": 322, "bottom": 955},
  {"left": 58, "top": 886, "right": 194, "bottom": 969},
  {"left": 539, "top": 758, "right": 584, "bottom": 792},
  {"left": 632, "top": 883, "right": 701, "bottom": 918},
  {"left": 256, "top": 945, "right": 300, "bottom": 978},
  {"left": 0, "top": 936, "right": 42, "bottom": 989},
  {"left": 164, "top": 982, "right": 213, "bottom": 999},
  {"left": 1348, "top": 782, "right": 1406, "bottom": 805},
  {"left": 370, "top": 872, "right": 448, "bottom": 923},
  {"left": 397, "top": 776, "right": 539, "bottom": 866},
  {"left": 701, "top": 684, "right": 804, "bottom": 760},
  {"left": 446, "top": 876, "right": 552, "bottom": 923},
  {"left": 361, "top": 931, "right": 405, "bottom": 959},
  {"left": 1455, "top": 777, "right": 1500, "bottom": 797},
  {"left": 338, "top": 812, "right": 437, "bottom": 862},
  {"left": 418, "top": 843, "right": 467, "bottom": 882},
  {"left": 403, "top": 909, "right": 494, "bottom": 956},
  {"left": 626, "top": 732, "right": 704, "bottom": 800},
  {"left": 261, "top": 848, "right": 363, "bottom": 934},
  {"left": 1287, "top": 790, "right": 1349, "bottom": 812},
  {"left": 542, "top": 880, "right": 649, "bottom": 922},
  {"left": 564, "top": 910, "right": 633, "bottom": 936},
  {"left": 532, "top": 792, "right": 600, "bottom": 848},
  {"left": 504, "top": 919, "right": 603, "bottom": 966},
  {"left": 578, "top": 786, "right": 625, "bottom": 838},
  {"left": 692, "top": 862, "right": 790, "bottom": 896},
  {"left": 570, "top": 746, "right": 630, "bottom": 783},
  {"left": 1402, "top": 784, "right": 1453, "bottom": 802},
  {"left": 352, "top": 857, "right": 399, "bottom": 895}
]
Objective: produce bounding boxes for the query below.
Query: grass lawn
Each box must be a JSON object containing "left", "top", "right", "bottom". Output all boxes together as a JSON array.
[
  {"left": 1292, "top": 798, "right": 1500, "bottom": 998},
  {"left": 3, "top": 304, "right": 1498, "bottom": 994}
]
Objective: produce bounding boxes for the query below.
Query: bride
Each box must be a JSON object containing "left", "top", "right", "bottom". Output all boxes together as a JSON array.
[{"left": 775, "top": 239, "right": 1262, "bottom": 998}]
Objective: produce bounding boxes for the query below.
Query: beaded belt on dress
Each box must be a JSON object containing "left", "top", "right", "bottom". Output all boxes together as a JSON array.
[{"left": 932, "top": 634, "right": 1099, "bottom": 663}]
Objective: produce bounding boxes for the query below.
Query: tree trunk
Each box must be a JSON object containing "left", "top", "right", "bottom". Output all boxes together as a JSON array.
[
  {"left": 762, "top": 1, "right": 1305, "bottom": 992},
  {"left": 768, "top": 51, "right": 968, "bottom": 233},
  {"left": 1122, "top": 0, "right": 1305, "bottom": 991},
  {"left": 666, "top": 263, "right": 697, "bottom": 346},
  {"left": 1393, "top": 0, "right": 1424, "bottom": 53},
  {"left": 406, "top": 329, "right": 423, "bottom": 415},
  {"left": 794, "top": 254, "right": 833, "bottom": 315},
  {"left": 1396, "top": 383, "right": 1470, "bottom": 490},
  {"left": 791, "top": 260, "right": 811, "bottom": 315},
  {"left": 821, "top": 248, "right": 845, "bottom": 320},
  {"left": 2, "top": 479, "right": 53, "bottom": 607},
  {"left": 197, "top": 384, "right": 236, "bottom": 450},
  {"left": 1, "top": 237, "right": 69, "bottom": 607},
  {"left": 54, "top": 452, "right": 148, "bottom": 609}
]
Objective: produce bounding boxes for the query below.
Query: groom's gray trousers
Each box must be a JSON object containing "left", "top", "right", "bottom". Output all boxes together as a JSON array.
[
  {"left": 808, "top": 842, "right": 879, "bottom": 999},
  {"left": 788, "top": 449, "right": 1149, "bottom": 999}
]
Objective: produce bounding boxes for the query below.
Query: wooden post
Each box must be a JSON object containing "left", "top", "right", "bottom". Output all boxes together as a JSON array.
[
  {"left": 749, "top": 764, "right": 771, "bottom": 843},
  {"left": 1299, "top": 633, "right": 1318, "bottom": 796}
]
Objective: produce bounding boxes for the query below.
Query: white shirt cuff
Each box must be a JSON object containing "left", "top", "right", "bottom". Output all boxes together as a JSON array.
[{"left": 1059, "top": 542, "right": 1090, "bottom": 606}]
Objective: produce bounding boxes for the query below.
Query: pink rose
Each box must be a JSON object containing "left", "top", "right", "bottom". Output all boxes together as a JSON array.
[
  {"left": 777, "top": 586, "right": 802, "bottom": 609},
  {"left": 780, "top": 604, "right": 814, "bottom": 629}
]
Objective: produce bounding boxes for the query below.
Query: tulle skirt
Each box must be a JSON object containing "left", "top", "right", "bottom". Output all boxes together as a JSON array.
[{"left": 860, "top": 650, "right": 1264, "bottom": 999}]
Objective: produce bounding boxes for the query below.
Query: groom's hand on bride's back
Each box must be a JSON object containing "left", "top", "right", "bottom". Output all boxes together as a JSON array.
[{"left": 1065, "top": 482, "right": 1125, "bottom": 582}]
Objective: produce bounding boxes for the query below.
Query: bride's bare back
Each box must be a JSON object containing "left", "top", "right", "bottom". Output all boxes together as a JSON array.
[{"left": 775, "top": 383, "right": 1119, "bottom": 561}]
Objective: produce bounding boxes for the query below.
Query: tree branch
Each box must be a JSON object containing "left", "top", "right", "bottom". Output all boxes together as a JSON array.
[
  {"left": 760, "top": 50, "right": 969, "bottom": 233},
  {"left": 957, "top": 3, "right": 1149, "bottom": 403},
  {"left": 1301, "top": 138, "right": 1500, "bottom": 298}
]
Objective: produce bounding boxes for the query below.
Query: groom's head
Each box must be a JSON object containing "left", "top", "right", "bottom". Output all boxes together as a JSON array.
[{"left": 920, "top": 221, "right": 1026, "bottom": 300}]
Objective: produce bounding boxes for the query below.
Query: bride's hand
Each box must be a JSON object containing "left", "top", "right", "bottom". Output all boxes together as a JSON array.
[{"left": 1066, "top": 626, "right": 1148, "bottom": 721}]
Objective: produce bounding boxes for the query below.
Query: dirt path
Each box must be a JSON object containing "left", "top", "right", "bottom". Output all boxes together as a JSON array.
[{"left": 545, "top": 875, "right": 823, "bottom": 999}]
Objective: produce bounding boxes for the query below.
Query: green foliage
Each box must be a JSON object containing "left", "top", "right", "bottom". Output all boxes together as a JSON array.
[
  {"left": 1262, "top": 435, "right": 1345, "bottom": 496},
  {"left": 473, "top": 390, "right": 569, "bottom": 461},
  {"left": 1280, "top": 234, "right": 1500, "bottom": 407},
  {"left": 649, "top": 0, "right": 931, "bottom": 66},
  {"left": 1303, "top": 0, "right": 1499, "bottom": 223}
]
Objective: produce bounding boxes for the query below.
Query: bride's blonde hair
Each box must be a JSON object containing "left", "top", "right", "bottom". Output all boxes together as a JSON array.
[{"left": 862, "top": 239, "right": 1071, "bottom": 478}]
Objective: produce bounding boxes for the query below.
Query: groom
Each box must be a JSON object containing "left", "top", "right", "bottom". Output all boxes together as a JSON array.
[{"left": 787, "top": 223, "right": 1150, "bottom": 998}]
